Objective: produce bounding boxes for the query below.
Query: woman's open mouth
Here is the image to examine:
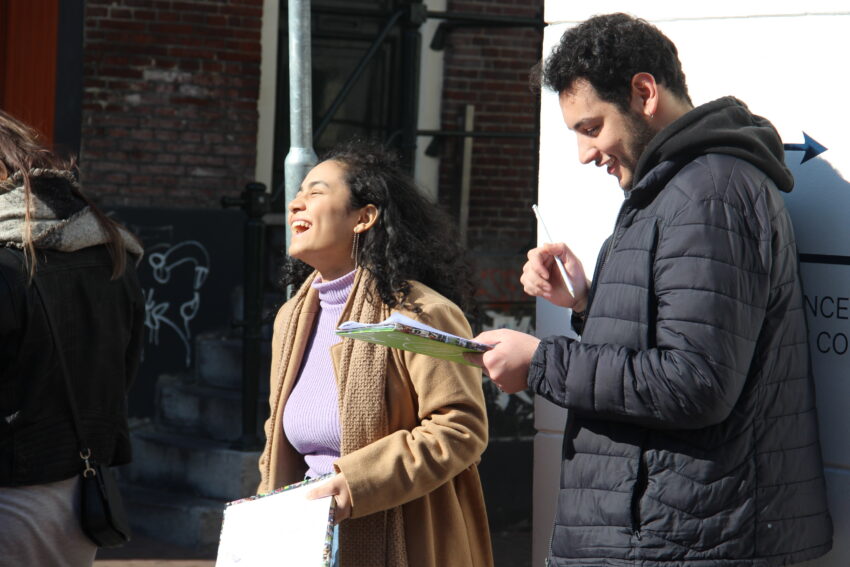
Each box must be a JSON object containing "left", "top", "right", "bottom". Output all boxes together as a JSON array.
[{"left": 291, "top": 220, "right": 311, "bottom": 235}]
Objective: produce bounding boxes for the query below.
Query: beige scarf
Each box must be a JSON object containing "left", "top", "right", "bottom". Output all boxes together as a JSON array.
[{"left": 282, "top": 268, "right": 408, "bottom": 566}]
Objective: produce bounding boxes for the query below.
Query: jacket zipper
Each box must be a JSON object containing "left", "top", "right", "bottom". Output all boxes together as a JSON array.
[
  {"left": 589, "top": 200, "right": 630, "bottom": 305},
  {"left": 548, "top": 200, "right": 633, "bottom": 563}
]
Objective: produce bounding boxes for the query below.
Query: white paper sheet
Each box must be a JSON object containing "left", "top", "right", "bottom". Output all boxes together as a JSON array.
[{"left": 215, "top": 476, "right": 334, "bottom": 566}]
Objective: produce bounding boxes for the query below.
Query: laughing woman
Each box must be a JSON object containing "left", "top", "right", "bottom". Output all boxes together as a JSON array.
[{"left": 257, "top": 141, "right": 493, "bottom": 567}]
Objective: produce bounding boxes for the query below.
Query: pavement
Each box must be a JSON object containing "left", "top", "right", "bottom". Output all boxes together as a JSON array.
[
  {"left": 93, "top": 533, "right": 214, "bottom": 567},
  {"left": 93, "top": 529, "right": 532, "bottom": 567}
]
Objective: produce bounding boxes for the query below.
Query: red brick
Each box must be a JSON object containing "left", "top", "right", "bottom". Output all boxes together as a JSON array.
[
  {"left": 80, "top": 0, "right": 261, "bottom": 207},
  {"left": 86, "top": 6, "right": 108, "bottom": 18}
]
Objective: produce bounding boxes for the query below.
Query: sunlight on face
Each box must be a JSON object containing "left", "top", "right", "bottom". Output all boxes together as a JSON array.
[
  {"left": 286, "top": 160, "right": 363, "bottom": 280},
  {"left": 559, "top": 80, "right": 654, "bottom": 191}
]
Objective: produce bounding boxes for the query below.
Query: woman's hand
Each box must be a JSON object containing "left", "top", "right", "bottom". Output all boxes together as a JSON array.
[
  {"left": 520, "top": 243, "right": 588, "bottom": 311},
  {"left": 307, "top": 473, "right": 352, "bottom": 525}
]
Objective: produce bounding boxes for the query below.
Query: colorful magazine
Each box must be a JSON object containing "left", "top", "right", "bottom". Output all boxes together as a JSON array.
[
  {"left": 215, "top": 474, "right": 336, "bottom": 567},
  {"left": 336, "top": 312, "right": 492, "bottom": 366}
]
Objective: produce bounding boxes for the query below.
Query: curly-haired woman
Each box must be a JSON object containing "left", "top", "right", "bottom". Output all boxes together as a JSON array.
[{"left": 257, "top": 140, "right": 493, "bottom": 567}]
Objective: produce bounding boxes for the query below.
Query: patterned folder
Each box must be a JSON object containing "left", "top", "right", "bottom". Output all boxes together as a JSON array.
[
  {"left": 215, "top": 474, "right": 336, "bottom": 567},
  {"left": 336, "top": 312, "right": 492, "bottom": 366}
]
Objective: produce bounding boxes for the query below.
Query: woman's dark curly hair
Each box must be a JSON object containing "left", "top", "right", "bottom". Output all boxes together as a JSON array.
[
  {"left": 543, "top": 13, "right": 692, "bottom": 111},
  {"left": 281, "top": 140, "right": 477, "bottom": 314}
]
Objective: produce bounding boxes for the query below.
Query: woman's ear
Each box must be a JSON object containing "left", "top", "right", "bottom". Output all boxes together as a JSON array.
[{"left": 355, "top": 204, "right": 379, "bottom": 233}]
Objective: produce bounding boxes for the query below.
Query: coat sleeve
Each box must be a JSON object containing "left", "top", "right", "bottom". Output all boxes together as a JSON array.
[
  {"left": 335, "top": 301, "right": 488, "bottom": 518},
  {"left": 530, "top": 176, "right": 773, "bottom": 430},
  {"left": 0, "top": 269, "right": 20, "bottom": 338},
  {"left": 122, "top": 260, "right": 146, "bottom": 393},
  {"left": 0, "top": 260, "right": 24, "bottom": 373}
]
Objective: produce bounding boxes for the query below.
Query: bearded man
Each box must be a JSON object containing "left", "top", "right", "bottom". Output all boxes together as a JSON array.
[{"left": 468, "top": 12, "right": 833, "bottom": 567}]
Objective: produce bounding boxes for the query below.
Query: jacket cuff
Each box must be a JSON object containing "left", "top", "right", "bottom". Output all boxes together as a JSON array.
[{"left": 527, "top": 340, "right": 547, "bottom": 391}]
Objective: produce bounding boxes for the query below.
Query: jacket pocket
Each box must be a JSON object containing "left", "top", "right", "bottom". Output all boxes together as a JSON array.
[{"left": 630, "top": 432, "right": 649, "bottom": 536}]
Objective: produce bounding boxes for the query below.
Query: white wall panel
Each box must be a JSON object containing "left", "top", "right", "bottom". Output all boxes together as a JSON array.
[{"left": 545, "top": 1, "right": 849, "bottom": 25}]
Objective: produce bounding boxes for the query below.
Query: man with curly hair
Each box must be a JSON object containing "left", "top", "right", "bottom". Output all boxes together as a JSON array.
[{"left": 468, "top": 12, "right": 833, "bottom": 566}]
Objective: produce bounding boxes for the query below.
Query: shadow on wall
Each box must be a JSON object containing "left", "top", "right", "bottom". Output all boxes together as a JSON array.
[
  {"left": 782, "top": 153, "right": 850, "bottom": 567},
  {"left": 783, "top": 153, "right": 850, "bottom": 255}
]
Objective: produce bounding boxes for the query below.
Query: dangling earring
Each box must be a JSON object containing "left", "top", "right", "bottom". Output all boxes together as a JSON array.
[{"left": 351, "top": 231, "right": 360, "bottom": 266}]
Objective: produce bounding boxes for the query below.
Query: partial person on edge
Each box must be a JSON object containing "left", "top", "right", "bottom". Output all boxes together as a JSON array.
[{"left": 0, "top": 110, "right": 145, "bottom": 566}]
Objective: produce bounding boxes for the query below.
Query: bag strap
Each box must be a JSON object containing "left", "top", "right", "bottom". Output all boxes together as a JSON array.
[{"left": 8, "top": 249, "right": 97, "bottom": 476}]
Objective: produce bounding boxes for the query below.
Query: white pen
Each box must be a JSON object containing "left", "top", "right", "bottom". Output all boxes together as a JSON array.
[{"left": 532, "top": 204, "right": 575, "bottom": 297}]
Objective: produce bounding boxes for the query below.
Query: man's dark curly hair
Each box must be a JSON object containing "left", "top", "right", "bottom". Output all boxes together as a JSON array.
[
  {"left": 281, "top": 140, "right": 477, "bottom": 314},
  {"left": 543, "top": 13, "right": 691, "bottom": 111}
]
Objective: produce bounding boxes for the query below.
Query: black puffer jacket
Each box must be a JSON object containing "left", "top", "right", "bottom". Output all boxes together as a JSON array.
[{"left": 530, "top": 98, "right": 832, "bottom": 566}]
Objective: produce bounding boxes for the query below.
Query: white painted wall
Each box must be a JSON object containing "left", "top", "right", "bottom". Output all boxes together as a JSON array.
[
  {"left": 536, "top": 4, "right": 850, "bottom": 566},
  {"left": 413, "top": 0, "right": 446, "bottom": 203},
  {"left": 254, "top": 0, "right": 280, "bottom": 190}
]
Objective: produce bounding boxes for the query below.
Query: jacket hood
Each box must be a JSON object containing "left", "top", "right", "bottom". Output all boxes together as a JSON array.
[{"left": 633, "top": 96, "right": 794, "bottom": 193}]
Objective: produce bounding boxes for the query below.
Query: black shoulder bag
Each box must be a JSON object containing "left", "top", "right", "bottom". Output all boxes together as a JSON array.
[{"left": 29, "top": 264, "right": 133, "bottom": 548}]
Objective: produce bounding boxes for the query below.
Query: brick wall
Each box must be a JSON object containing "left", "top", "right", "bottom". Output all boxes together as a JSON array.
[
  {"left": 80, "top": 0, "right": 263, "bottom": 207},
  {"left": 438, "top": 0, "right": 543, "bottom": 255}
]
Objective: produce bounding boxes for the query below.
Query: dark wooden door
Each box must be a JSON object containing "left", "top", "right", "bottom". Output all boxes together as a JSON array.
[{"left": 0, "top": 0, "right": 59, "bottom": 143}]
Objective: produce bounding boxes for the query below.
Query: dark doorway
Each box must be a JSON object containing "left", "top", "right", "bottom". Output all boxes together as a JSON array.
[{"left": 271, "top": 0, "right": 422, "bottom": 209}]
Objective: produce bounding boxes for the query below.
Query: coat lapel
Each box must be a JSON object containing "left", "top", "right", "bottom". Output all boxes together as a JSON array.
[{"left": 265, "top": 276, "right": 319, "bottom": 489}]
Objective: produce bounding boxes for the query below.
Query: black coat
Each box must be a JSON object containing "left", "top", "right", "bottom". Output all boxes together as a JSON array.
[
  {"left": 0, "top": 245, "right": 145, "bottom": 486},
  {"left": 531, "top": 98, "right": 832, "bottom": 566}
]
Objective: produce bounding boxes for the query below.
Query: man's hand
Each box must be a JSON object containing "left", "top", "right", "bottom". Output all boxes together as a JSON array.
[
  {"left": 521, "top": 243, "right": 588, "bottom": 311},
  {"left": 465, "top": 329, "right": 541, "bottom": 394},
  {"left": 307, "top": 473, "right": 352, "bottom": 525}
]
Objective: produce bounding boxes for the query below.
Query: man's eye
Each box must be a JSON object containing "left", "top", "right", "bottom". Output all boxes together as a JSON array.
[{"left": 585, "top": 127, "right": 599, "bottom": 136}]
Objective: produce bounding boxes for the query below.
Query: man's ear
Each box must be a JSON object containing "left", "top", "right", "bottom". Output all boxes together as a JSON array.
[
  {"left": 630, "top": 72, "right": 659, "bottom": 118},
  {"left": 355, "top": 204, "right": 379, "bottom": 233}
]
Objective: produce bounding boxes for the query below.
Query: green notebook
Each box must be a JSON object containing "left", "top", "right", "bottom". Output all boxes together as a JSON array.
[{"left": 336, "top": 313, "right": 491, "bottom": 366}]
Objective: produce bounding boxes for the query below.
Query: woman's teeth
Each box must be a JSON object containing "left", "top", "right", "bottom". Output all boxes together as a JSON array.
[{"left": 292, "top": 220, "right": 311, "bottom": 234}]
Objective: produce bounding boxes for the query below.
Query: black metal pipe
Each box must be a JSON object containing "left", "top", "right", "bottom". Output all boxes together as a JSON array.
[
  {"left": 417, "top": 129, "right": 538, "bottom": 139},
  {"left": 221, "top": 182, "right": 269, "bottom": 450},
  {"left": 426, "top": 10, "right": 544, "bottom": 28},
  {"left": 311, "top": 5, "right": 390, "bottom": 18},
  {"left": 313, "top": 8, "right": 406, "bottom": 144},
  {"left": 398, "top": 3, "right": 424, "bottom": 171},
  {"left": 310, "top": 5, "right": 543, "bottom": 29}
]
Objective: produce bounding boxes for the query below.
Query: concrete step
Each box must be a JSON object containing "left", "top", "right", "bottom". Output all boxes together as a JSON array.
[
  {"left": 120, "top": 482, "right": 225, "bottom": 553},
  {"left": 156, "top": 374, "right": 269, "bottom": 442},
  {"left": 124, "top": 424, "right": 262, "bottom": 502},
  {"left": 194, "top": 333, "right": 271, "bottom": 391}
]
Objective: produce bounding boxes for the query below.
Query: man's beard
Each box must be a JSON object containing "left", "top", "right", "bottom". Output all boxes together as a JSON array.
[{"left": 622, "top": 111, "right": 657, "bottom": 190}]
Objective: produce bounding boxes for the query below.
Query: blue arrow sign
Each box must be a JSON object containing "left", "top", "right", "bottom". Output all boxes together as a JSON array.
[{"left": 784, "top": 132, "right": 827, "bottom": 164}]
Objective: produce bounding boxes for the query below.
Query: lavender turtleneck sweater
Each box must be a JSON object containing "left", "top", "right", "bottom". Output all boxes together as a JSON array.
[{"left": 282, "top": 270, "right": 354, "bottom": 478}]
